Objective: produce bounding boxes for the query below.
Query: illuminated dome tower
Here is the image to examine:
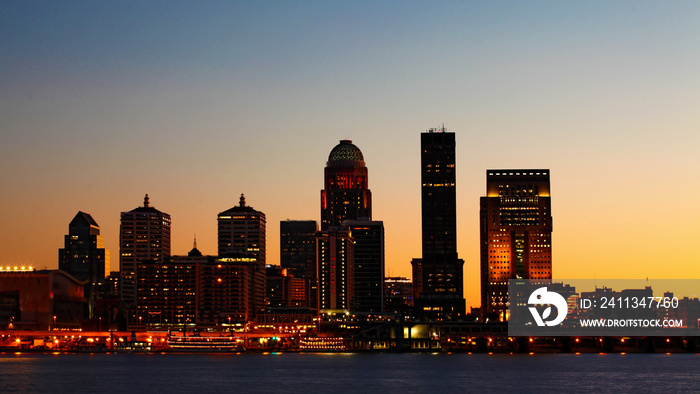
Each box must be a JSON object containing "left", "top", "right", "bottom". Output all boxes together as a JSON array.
[{"left": 321, "top": 140, "right": 372, "bottom": 230}]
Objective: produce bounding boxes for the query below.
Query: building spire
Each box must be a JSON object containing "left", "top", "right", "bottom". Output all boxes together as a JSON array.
[
  {"left": 144, "top": 194, "right": 150, "bottom": 208},
  {"left": 239, "top": 193, "right": 246, "bottom": 207},
  {"left": 188, "top": 232, "right": 202, "bottom": 257}
]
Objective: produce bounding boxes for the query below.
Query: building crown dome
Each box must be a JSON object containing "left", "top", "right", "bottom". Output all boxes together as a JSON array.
[{"left": 327, "top": 140, "right": 365, "bottom": 167}]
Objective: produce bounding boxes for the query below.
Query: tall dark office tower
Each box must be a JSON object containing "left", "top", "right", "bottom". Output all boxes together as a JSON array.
[
  {"left": 281, "top": 220, "right": 318, "bottom": 309},
  {"left": 343, "top": 220, "right": 385, "bottom": 313},
  {"left": 59, "top": 211, "right": 110, "bottom": 318},
  {"left": 480, "top": 170, "right": 552, "bottom": 321},
  {"left": 120, "top": 194, "right": 171, "bottom": 307},
  {"left": 412, "top": 128, "right": 465, "bottom": 320},
  {"left": 280, "top": 220, "right": 318, "bottom": 279},
  {"left": 321, "top": 140, "right": 372, "bottom": 230},
  {"left": 218, "top": 194, "right": 266, "bottom": 265}
]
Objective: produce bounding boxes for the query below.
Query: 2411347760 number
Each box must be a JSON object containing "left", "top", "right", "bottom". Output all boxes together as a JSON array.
[{"left": 593, "top": 296, "right": 679, "bottom": 309}]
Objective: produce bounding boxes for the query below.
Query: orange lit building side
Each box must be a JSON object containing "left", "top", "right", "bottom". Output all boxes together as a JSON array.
[{"left": 480, "top": 170, "right": 553, "bottom": 322}]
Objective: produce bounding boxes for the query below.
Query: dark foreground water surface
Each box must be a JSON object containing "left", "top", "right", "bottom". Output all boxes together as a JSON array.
[{"left": 1, "top": 352, "right": 699, "bottom": 392}]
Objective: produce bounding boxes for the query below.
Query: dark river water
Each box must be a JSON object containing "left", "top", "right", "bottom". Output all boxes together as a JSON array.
[{"left": 1, "top": 352, "right": 698, "bottom": 392}]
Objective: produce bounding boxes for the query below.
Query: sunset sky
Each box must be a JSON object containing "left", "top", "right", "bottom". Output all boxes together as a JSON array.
[{"left": 2, "top": 1, "right": 699, "bottom": 307}]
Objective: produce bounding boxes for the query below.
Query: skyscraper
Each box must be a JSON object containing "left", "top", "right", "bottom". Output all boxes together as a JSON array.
[
  {"left": 318, "top": 140, "right": 385, "bottom": 313},
  {"left": 280, "top": 220, "right": 317, "bottom": 279},
  {"left": 316, "top": 229, "right": 354, "bottom": 311},
  {"left": 343, "top": 220, "right": 385, "bottom": 313},
  {"left": 218, "top": 194, "right": 266, "bottom": 265},
  {"left": 480, "top": 170, "right": 553, "bottom": 321},
  {"left": 281, "top": 220, "right": 317, "bottom": 309},
  {"left": 412, "top": 128, "right": 465, "bottom": 320},
  {"left": 59, "top": 211, "right": 110, "bottom": 318},
  {"left": 119, "top": 194, "right": 171, "bottom": 307},
  {"left": 321, "top": 140, "right": 371, "bottom": 230},
  {"left": 216, "top": 194, "right": 267, "bottom": 323}
]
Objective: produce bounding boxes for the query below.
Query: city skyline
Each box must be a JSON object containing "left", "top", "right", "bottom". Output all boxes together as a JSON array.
[{"left": 2, "top": 2, "right": 700, "bottom": 309}]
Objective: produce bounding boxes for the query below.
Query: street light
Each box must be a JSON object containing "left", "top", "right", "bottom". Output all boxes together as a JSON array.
[
  {"left": 53, "top": 315, "right": 57, "bottom": 330},
  {"left": 99, "top": 317, "right": 102, "bottom": 332},
  {"left": 139, "top": 316, "right": 142, "bottom": 330}
]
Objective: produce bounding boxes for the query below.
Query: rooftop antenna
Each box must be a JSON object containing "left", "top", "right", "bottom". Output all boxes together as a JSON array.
[{"left": 594, "top": 271, "right": 597, "bottom": 289}]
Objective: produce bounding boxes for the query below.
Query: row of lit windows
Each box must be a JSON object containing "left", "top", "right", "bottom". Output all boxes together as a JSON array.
[{"left": 489, "top": 171, "right": 547, "bottom": 176}]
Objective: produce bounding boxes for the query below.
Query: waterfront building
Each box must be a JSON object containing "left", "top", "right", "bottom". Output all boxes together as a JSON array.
[
  {"left": 280, "top": 220, "right": 317, "bottom": 309},
  {"left": 119, "top": 194, "right": 171, "bottom": 307},
  {"left": 343, "top": 220, "right": 385, "bottom": 313},
  {"left": 255, "top": 307, "right": 316, "bottom": 329},
  {"left": 480, "top": 170, "right": 552, "bottom": 321},
  {"left": 218, "top": 194, "right": 266, "bottom": 266},
  {"left": 665, "top": 293, "right": 700, "bottom": 329},
  {"left": 412, "top": 128, "right": 465, "bottom": 320},
  {"left": 280, "top": 220, "right": 317, "bottom": 279},
  {"left": 59, "top": 211, "right": 110, "bottom": 318},
  {"left": 384, "top": 276, "right": 413, "bottom": 314},
  {"left": 288, "top": 275, "right": 312, "bottom": 308},
  {"left": 0, "top": 268, "right": 85, "bottom": 330},
  {"left": 214, "top": 195, "right": 266, "bottom": 325},
  {"left": 316, "top": 229, "right": 354, "bottom": 312},
  {"left": 197, "top": 254, "right": 265, "bottom": 326},
  {"left": 135, "top": 242, "right": 205, "bottom": 330},
  {"left": 132, "top": 238, "right": 266, "bottom": 330},
  {"left": 265, "top": 265, "right": 310, "bottom": 308},
  {"left": 318, "top": 140, "right": 384, "bottom": 313},
  {"left": 266, "top": 265, "right": 289, "bottom": 307}
]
